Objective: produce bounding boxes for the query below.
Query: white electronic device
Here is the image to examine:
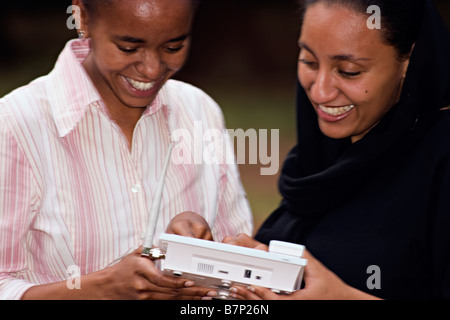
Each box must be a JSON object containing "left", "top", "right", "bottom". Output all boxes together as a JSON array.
[{"left": 150, "top": 233, "right": 307, "bottom": 300}]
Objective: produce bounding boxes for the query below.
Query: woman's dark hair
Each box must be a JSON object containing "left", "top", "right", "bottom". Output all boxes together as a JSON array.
[{"left": 298, "top": 0, "right": 425, "bottom": 59}]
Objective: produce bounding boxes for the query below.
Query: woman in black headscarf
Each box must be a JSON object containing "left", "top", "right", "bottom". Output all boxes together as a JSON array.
[{"left": 225, "top": 0, "right": 450, "bottom": 299}]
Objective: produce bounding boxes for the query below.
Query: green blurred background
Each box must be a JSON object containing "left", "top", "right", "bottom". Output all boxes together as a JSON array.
[{"left": 1, "top": 1, "right": 449, "bottom": 232}]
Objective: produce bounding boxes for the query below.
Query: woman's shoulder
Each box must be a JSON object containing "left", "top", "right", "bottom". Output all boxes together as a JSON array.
[
  {"left": 163, "top": 79, "right": 202, "bottom": 93},
  {"left": 0, "top": 76, "right": 49, "bottom": 115},
  {"left": 161, "top": 79, "right": 223, "bottom": 117},
  {"left": 0, "top": 76, "right": 53, "bottom": 141},
  {"left": 162, "top": 79, "right": 219, "bottom": 106},
  {"left": 429, "top": 110, "right": 450, "bottom": 140},
  {"left": 435, "top": 109, "right": 450, "bottom": 126},
  {"left": 419, "top": 109, "right": 450, "bottom": 156}
]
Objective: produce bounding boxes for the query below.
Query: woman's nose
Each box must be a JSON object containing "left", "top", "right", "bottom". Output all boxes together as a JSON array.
[
  {"left": 136, "top": 50, "right": 166, "bottom": 79},
  {"left": 309, "top": 69, "right": 339, "bottom": 104}
]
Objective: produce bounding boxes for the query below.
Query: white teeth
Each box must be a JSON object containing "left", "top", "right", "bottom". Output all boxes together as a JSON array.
[
  {"left": 319, "top": 104, "right": 355, "bottom": 116},
  {"left": 126, "top": 77, "right": 155, "bottom": 91}
]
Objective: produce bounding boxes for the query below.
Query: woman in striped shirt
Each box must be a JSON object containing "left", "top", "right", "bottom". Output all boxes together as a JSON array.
[{"left": 0, "top": 0, "right": 253, "bottom": 299}]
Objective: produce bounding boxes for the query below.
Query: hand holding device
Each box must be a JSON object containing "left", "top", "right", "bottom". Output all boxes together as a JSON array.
[{"left": 147, "top": 233, "right": 307, "bottom": 300}]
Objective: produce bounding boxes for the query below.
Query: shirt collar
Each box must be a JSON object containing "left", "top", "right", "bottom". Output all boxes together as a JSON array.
[{"left": 46, "top": 39, "right": 101, "bottom": 137}]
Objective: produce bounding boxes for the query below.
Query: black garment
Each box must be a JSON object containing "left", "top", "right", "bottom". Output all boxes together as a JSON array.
[{"left": 256, "top": 0, "right": 450, "bottom": 299}]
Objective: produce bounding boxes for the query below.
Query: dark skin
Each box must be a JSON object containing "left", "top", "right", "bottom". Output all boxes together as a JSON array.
[
  {"left": 22, "top": 0, "right": 214, "bottom": 300},
  {"left": 166, "top": 211, "right": 214, "bottom": 241}
]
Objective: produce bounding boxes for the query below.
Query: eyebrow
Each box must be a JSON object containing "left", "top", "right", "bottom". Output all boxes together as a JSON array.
[
  {"left": 298, "top": 41, "right": 371, "bottom": 62},
  {"left": 167, "top": 34, "right": 190, "bottom": 43},
  {"left": 113, "top": 35, "right": 145, "bottom": 44},
  {"left": 331, "top": 54, "right": 371, "bottom": 62},
  {"left": 112, "top": 34, "right": 190, "bottom": 44}
]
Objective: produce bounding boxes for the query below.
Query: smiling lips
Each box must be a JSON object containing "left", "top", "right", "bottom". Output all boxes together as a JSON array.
[
  {"left": 121, "top": 75, "right": 159, "bottom": 99},
  {"left": 125, "top": 76, "right": 155, "bottom": 91},
  {"left": 318, "top": 104, "right": 355, "bottom": 122},
  {"left": 319, "top": 104, "right": 355, "bottom": 116}
]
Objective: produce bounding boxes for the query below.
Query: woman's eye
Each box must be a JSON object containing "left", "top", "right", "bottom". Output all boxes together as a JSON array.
[
  {"left": 339, "top": 70, "right": 362, "bottom": 78},
  {"left": 117, "top": 46, "right": 137, "bottom": 54},
  {"left": 165, "top": 45, "right": 184, "bottom": 54},
  {"left": 299, "top": 59, "right": 318, "bottom": 69}
]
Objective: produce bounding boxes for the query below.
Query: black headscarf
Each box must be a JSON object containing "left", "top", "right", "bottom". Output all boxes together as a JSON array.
[{"left": 256, "top": 0, "right": 450, "bottom": 245}]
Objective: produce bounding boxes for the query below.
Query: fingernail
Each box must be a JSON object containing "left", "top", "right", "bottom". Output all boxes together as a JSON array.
[
  {"left": 247, "top": 286, "right": 255, "bottom": 292},
  {"left": 184, "top": 281, "right": 195, "bottom": 287},
  {"left": 201, "top": 296, "right": 213, "bottom": 300},
  {"left": 230, "top": 287, "right": 238, "bottom": 293},
  {"left": 207, "top": 291, "right": 217, "bottom": 297}
]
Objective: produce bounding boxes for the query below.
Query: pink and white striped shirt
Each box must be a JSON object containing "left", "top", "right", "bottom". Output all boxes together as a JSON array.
[{"left": 0, "top": 39, "right": 253, "bottom": 299}]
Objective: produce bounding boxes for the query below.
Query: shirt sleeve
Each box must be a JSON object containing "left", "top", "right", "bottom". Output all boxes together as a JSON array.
[
  {"left": 199, "top": 96, "right": 253, "bottom": 240},
  {"left": 211, "top": 129, "right": 254, "bottom": 241},
  {"left": 0, "top": 116, "right": 37, "bottom": 299}
]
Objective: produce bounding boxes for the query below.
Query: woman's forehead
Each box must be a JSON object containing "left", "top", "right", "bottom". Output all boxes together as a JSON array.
[
  {"left": 92, "top": 0, "right": 194, "bottom": 36},
  {"left": 94, "top": 0, "right": 194, "bottom": 21},
  {"left": 300, "top": 3, "right": 387, "bottom": 58},
  {"left": 302, "top": 3, "right": 367, "bottom": 39}
]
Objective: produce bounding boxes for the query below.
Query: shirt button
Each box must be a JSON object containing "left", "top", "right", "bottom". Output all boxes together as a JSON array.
[{"left": 131, "top": 184, "right": 141, "bottom": 193}]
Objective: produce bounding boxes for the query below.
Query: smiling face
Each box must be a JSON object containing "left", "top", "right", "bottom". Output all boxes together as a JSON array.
[
  {"left": 78, "top": 0, "right": 194, "bottom": 111},
  {"left": 298, "top": 3, "right": 411, "bottom": 143}
]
